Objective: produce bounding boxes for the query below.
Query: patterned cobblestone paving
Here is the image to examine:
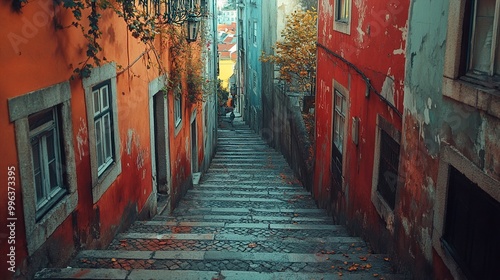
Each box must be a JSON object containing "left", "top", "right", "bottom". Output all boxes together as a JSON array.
[{"left": 36, "top": 115, "right": 407, "bottom": 279}]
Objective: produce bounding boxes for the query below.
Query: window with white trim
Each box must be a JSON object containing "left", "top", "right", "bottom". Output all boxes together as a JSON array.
[
  {"left": 334, "top": 0, "right": 351, "bottom": 34},
  {"left": 8, "top": 81, "right": 78, "bottom": 255},
  {"left": 333, "top": 89, "right": 346, "bottom": 151},
  {"left": 336, "top": 0, "right": 351, "bottom": 22},
  {"left": 92, "top": 81, "right": 115, "bottom": 176},
  {"left": 83, "top": 62, "right": 121, "bottom": 203},
  {"left": 29, "top": 108, "right": 67, "bottom": 220},
  {"left": 443, "top": 0, "right": 500, "bottom": 114},
  {"left": 467, "top": 0, "right": 500, "bottom": 78}
]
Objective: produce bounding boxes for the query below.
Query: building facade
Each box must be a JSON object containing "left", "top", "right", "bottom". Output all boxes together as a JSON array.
[
  {"left": 401, "top": 0, "right": 500, "bottom": 278},
  {"left": 314, "top": 0, "right": 500, "bottom": 279},
  {"left": 313, "top": 0, "right": 409, "bottom": 273},
  {"left": 238, "top": 0, "right": 302, "bottom": 133},
  {"left": 0, "top": 1, "right": 217, "bottom": 279}
]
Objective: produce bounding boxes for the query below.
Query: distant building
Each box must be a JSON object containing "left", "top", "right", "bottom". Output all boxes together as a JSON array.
[{"left": 237, "top": 0, "right": 301, "bottom": 132}]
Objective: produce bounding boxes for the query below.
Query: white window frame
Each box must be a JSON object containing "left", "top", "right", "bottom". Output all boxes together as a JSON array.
[
  {"left": 334, "top": 0, "right": 351, "bottom": 35},
  {"left": 331, "top": 80, "right": 349, "bottom": 191},
  {"left": 468, "top": 0, "right": 500, "bottom": 77},
  {"left": 433, "top": 144, "right": 500, "bottom": 280},
  {"left": 29, "top": 108, "right": 66, "bottom": 220},
  {"left": 443, "top": 0, "right": 500, "bottom": 118},
  {"left": 8, "top": 81, "right": 78, "bottom": 256},
  {"left": 333, "top": 88, "right": 346, "bottom": 152},
  {"left": 92, "top": 81, "right": 114, "bottom": 176},
  {"left": 371, "top": 115, "right": 401, "bottom": 227},
  {"left": 83, "top": 62, "right": 121, "bottom": 204}
]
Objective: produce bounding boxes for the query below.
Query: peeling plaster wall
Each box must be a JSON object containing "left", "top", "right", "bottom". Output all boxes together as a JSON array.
[
  {"left": 314, "top": 0, "right": 410, "bottom": 273},
  {"left": 400, "top": 0, "right": 500, "bottom": 278}
]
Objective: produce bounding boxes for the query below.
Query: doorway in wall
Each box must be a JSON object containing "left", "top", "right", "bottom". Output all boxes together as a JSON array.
[
  {"left": 150, "top": 91, "right": 171, "bottom": 213},
  {"left": 191, "top": 118, "right": 198, "bottom": 173}
]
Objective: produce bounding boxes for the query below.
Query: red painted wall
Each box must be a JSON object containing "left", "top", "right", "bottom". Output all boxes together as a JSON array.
[
  {"left": 313, "top": 0, "right": 408, "bottom": 252},
  {"left": 0, "top": 2, "right": 205, "bottom": 279}
]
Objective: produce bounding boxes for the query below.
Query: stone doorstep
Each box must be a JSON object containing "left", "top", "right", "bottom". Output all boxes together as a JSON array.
[{"left": 192, "top": 172, "right": 202, "bottom": 186}]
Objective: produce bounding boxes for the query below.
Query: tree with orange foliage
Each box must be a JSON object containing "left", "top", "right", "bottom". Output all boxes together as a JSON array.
[{"left": 261, "top": 9, "right": 317, "bottom": 93}]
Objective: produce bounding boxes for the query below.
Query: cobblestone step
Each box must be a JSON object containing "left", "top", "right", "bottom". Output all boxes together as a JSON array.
[
  {"left": 36, "top": 268, "right": 406, "bottom": 280},
  {"left": 52, "top": 250, "right": 398, "bottom": 278},
  {"left": 187, "top": 189, "right": 310, "bottom": 196},
  {"left": 106, "top": 236, "right": 366, "bottom": 254},
  {"left": 209, "top": 162, "right": 290, "bottom": 168},
  {"left": 35, "top": 118, "right": 406, "bottom": 279},
  {"left": 170, "top": 206, "right": 324, "bottom": 216},
  {"left": 200, "top": 172, "right": 295, "bottom": 178},
  {"left": 193, "top": 184, "right": 306, "bottom": 191},
  {"left": 206, "top": 168, "right": 295, "bottom": 174}
]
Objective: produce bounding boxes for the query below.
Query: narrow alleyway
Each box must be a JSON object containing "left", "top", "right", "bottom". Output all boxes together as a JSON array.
[{"left": 36, "top": 114, "right": 404, "bottom": 280}]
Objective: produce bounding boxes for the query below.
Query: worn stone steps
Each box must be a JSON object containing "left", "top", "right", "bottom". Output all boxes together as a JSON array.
[{"left": 35, "top": 116, "right": 405, "bottom": 279}]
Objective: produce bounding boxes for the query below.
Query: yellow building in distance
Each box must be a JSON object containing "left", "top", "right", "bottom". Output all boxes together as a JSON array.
[{"left": 218, "top": 59, "right": 236, "bottom": 89}]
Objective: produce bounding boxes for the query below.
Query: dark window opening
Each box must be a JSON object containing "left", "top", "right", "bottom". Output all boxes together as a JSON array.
[
  {"left": 442, "top": 166, "right": 500, "bottom": 279},
  {"left": 376, "top": 129, "right": 400, "bottom": 210}
]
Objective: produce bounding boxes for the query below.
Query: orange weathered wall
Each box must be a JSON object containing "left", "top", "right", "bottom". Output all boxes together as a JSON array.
[{"left": 0, "top": 1, "right": 204, "bottom": 279}]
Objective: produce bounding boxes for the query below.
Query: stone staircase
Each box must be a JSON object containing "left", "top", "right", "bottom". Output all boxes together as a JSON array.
[{"left": 35, "top": 115, "right": 405, "bottom": 279}]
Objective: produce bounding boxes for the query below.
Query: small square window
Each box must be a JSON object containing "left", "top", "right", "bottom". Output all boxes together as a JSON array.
[
  {"left": 333, "top": 0, "right": 351, "bottom": 34},
  {"left": 336, "top": 0, "right": 351, "bottom": 22}
]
